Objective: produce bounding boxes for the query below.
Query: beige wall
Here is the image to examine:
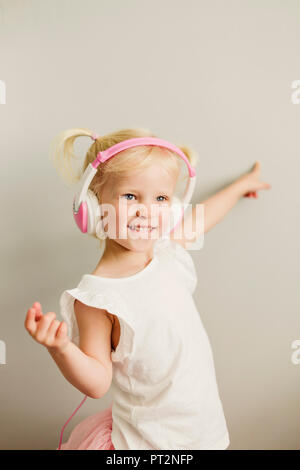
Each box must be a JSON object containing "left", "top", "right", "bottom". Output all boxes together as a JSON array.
[{"left": 0, "top": 0, "right": 299, "bottom": 450}]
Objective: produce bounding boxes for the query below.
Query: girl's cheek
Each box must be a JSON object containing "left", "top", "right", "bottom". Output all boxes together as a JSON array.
[
  {"left": 117, "top": 207, "right": 131, "bottom": 239},
  {"left": 159, "top": 209, "right": 171, "bottom": 233},
  {"left": 102, "top": 204, "right": 121, "bottom": 239}
]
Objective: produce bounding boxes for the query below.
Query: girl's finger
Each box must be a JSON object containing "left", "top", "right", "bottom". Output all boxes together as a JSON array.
[
  {"left": 56, "top": 321, "right": 68, "bottom": 338},
  {"left": 253, "top": 161, "right": 261, "bottom": 171},
  {"left": 25, "top": 308, "right": 40, "bottom": 335},
  {"left": 47, "top": 319, "right": 61, "bottom": 342},
  {"left": 55, "top": 322, "right": 68, "bottom": 343},
  {"left": 24, "top": 308, "right": 34, "bottom": 332},
  {"left": 32, "top": 302, "right": 43, "bottom": 320},
  {"left": 35, "top": 312, "right": 57, "bottom": 338}
]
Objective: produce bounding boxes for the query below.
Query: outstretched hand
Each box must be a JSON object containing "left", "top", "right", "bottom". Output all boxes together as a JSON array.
[
  {"left": 24, "top": 301, "right": 70, "bottom": 353},
  {"left": 238, "top": 161, "right": 271, "bottom": 198}
]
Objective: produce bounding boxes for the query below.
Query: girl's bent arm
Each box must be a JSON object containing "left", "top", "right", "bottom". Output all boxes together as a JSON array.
[
  {"left": 47, "top": 300, "right": 114, "bottom": 399},
  {"left": 47, "top": 341, "right": 112, "bottom": 399}
]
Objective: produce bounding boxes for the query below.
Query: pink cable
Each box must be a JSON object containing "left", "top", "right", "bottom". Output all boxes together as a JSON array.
[{"left": 57, "top": 394, "right": 88, "bottom": 450}]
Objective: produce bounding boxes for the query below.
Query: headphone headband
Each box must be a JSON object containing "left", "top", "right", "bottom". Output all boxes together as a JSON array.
[{"left": 90, "top": 137, "right": 196, "bottom": 178}]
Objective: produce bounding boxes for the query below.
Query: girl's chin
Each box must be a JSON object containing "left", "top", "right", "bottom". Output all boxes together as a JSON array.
[
  {"left": 108, "top": 227, "right": 161, "bottom": 240},
  {"left": 127, "top": 234, "right": 158, "bottom": 241}
]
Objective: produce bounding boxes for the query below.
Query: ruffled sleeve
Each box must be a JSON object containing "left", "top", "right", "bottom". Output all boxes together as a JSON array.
[{"left": 59, "top": 280, "right": 135, "bottom": 363}]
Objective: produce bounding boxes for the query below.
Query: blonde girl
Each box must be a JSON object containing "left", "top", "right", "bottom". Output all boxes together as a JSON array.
[{"left": 24, "top": 127, "right": 271, "bottom": 450}]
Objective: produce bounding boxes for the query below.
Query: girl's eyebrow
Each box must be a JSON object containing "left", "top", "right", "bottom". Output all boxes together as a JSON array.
[
  {"left": 118, "top": 187, "right": 172, "bottom": 196},
  {"left": 117, "top": 187, "right": 140, "bottom": 191}
]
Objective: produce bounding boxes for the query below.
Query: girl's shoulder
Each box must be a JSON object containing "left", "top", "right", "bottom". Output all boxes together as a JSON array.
[
  {"left": 156, "top": 237, "right": 199, "bottom": 295},
  {"left": 59, "top": 275, "right": 135, "bottom": 362}
]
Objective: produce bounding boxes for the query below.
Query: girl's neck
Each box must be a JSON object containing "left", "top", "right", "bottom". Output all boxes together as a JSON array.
[{"left": 94, "top": 238, "right": 155, "bottom": 277}]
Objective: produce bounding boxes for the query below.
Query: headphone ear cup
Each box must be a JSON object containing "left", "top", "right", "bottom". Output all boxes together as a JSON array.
[
  {"left": 161, "top": 195, "right": 184, "bottom": 239},
  {"left": 86, "top": 189, "right": 107, "bottom": 239},
  {"left": 85, "top": 189, "right": 100, "bottom": 236},
  {"left": 171, "top": 195, "right": 184, "bottom": 232}
]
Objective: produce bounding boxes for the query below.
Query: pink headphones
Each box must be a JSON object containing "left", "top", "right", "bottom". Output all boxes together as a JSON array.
[{"left": 72, "top": 135, "right": 197, "bottom": 239}]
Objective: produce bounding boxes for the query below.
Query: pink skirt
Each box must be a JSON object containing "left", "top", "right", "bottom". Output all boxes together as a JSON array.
[{"left": 57, "top": 402, "right": 115, "bottom": 450}]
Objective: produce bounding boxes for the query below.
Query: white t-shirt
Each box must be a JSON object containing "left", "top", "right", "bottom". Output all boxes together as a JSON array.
[{"left": 59, "top": 237, "right": 230, "bottom": 450}]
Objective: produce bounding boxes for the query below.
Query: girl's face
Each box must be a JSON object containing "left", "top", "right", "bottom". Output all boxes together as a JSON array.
[{"left": 99, "top": 164, "right": 177, "bottom": 251}]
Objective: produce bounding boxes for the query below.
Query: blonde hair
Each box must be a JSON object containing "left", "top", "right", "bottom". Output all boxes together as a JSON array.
[{"left": 50, "top": 127, "right": 198, "bottom": 248}]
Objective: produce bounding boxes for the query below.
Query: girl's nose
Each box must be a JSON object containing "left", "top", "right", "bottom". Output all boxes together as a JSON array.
[
  {"left": 136, "top": 203, "right": 160, "bottom": 221},
  {"left": 136, "top": 208, "right": 147, "bottom": 218}
]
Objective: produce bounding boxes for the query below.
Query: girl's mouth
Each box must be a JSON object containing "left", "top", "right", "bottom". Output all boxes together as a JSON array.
[{"left": 127, "top": 225, "right": 157, "bottom": 233}]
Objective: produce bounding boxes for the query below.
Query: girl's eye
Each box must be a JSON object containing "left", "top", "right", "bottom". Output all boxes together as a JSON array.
[
  {"left": 121, "top": 193, "right": 136, "bottom": 201},
  {"left": 121, "top": 194, "right": 168, "bottom": 202}
]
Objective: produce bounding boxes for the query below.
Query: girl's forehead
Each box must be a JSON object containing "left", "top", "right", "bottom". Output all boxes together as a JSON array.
[{"left": 116, "top": 166, "right": 177, "bottom": 187}]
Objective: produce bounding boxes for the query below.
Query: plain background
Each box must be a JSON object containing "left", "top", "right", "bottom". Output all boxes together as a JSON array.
[{"left": 0, "top": 0, "right": 299, "bottom": 450}]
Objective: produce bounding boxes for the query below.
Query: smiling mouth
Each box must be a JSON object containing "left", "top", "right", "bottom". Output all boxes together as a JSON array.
[{"left": 127, "top": 224, "right": 157, "bottom": 232}]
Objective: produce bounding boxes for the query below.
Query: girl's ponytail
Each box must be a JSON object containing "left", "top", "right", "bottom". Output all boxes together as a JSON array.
[
  {"left": 176, "top": 143, "right": 198, "bottom": 168},
  {"left": 49, "top": 128, "right": 98, "bottom": 187}
]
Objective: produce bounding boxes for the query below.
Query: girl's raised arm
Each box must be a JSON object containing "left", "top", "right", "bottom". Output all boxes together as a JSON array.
[{"left": 171, "top": 161, "right": 271, "bottom": 247}]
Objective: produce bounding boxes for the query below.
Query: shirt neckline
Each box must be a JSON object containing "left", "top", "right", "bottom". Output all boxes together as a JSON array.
[{"left": 83, "top": 248, "right": 159, "bottom": 282}]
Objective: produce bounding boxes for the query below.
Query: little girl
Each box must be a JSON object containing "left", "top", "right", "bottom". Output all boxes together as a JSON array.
[{"left": 25, "top": 127, "right": 271, "bottom": 450}]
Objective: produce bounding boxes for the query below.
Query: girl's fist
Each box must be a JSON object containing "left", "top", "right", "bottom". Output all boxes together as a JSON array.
[{"left": 24, "top": 301, "right": 70, "bottom": 353}]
